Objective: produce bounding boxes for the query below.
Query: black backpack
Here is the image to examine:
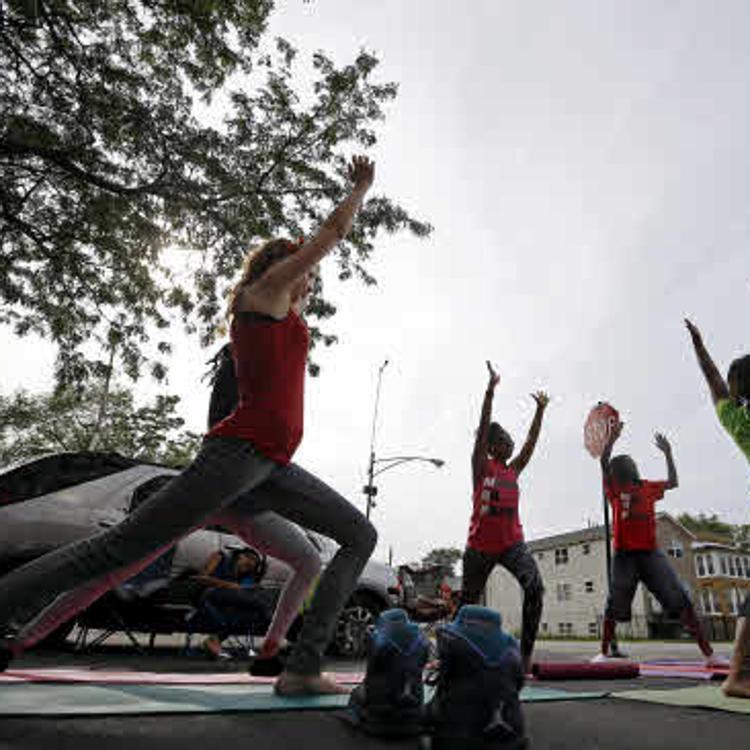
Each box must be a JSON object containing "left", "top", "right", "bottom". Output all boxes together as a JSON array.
[
  {"left": 348, "top": 608, "right": 430, "bottom": 738},
  {"left": 423, "top": 605, "right": 528, "bottom": 749}
]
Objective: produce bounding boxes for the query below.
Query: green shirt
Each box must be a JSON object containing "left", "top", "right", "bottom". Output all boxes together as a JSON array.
[{"left": 717, "top": 399, "right": 750, "bottom": 464}]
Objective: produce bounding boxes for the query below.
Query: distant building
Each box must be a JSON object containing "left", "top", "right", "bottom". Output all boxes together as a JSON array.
[{"left": 485, "top": 513, "right": 750, "bottom": 640}]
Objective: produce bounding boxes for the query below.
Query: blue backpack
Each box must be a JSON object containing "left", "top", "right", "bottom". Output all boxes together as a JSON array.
[
  {"left": 423, "top": 605, "right": 528, "bottom": 749},
  {"left": 348, "top": 608, "right": 430, "bottom": 737}
]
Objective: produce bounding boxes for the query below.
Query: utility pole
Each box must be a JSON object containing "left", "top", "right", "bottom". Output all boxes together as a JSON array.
[{"left": 364, "top": 359, "right": 388, "bottom": 520}]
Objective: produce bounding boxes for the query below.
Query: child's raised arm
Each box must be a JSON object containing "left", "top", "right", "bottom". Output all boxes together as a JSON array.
[
  {"left": 510, "top": 392, "right": 549, "bottom": 475},
  {"left": 472, "top": 361, "right": 500, "bottom": 488},
  {"left": 685, "top": 319, "right": 729, "bottom": 404},
  {"left": 654, "top": 432, "right": 679, "bottom": 490}
]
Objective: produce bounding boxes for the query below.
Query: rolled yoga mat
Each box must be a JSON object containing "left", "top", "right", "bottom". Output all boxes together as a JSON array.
[{"left": 532, "top": 661, "right": 640, "bottom": 680}]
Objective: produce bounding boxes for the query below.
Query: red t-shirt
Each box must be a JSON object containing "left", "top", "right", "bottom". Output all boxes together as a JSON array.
[
  {"left": 467, "top": 459, "right": 524, "bottom": 554},
  {"left": 208, "top": 311, "right": 309, "bottom": 465},
  {"left": 605, "top": 478, "right": 667, "bottom": 551}
]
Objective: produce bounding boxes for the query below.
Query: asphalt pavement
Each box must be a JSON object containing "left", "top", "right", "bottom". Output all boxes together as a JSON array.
[{"left": 1, "top": 637, "right": 747, "bottom": 749}]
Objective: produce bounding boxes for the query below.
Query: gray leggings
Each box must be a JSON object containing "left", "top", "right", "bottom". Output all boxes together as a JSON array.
[{"left": 0, "top": 436, "right": 377, "bottom": 675}]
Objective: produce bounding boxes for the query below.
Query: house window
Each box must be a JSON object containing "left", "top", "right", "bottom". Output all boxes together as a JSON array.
[
  {"left": 556, "top": 583, "right": 572, "bottom": 602},
  {"left": 541, "top": 622, "right": 548, "bottom": 633},
  {"left": 744, "top": 558, "right": 750, "bottom": 578},
  {"left": 582, "top": 543, "right": 591, "bottom": 555},
  {"left": 736, "top": 558, "right": 743, "bottom": 578},
  {"left": 588, "top": 622, "right": 598, "bottom": 636},
  {"left": 696, "top": 555, "right": 705, "bottom": 577},
  {"left": 707, "top": 555, "right": 715, "bottom": 576},
  {"left": 701, "top": 589, "right": 717, "bottom": 615},
  {"left": 558, "top": 622, "right": 573, "bottom": 636},
  {"left": 667, "top": 540, "right": 684, "bottom": 559},
  {"left": 720, "top": 556, "right": 728, "bottom": 576},
  {"left": 730, "top": 589, "right": 741, "bottom": 615},
  {"left": 729, "top": 557, "right": 737, "bottom": 577},
  {"left": 537, "top": 552, "right": 544, "bottom": 561},
  {"left": 584, "top": 580, "right": 594, "bottom": 593},
  {"left": 555, "top": 548, "right": 569, "bottom": 565}
]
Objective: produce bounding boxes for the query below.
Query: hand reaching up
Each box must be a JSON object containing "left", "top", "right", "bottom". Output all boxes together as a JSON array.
[
  {"left": 532, "top": 391, "right": 550, "bottom": 410},
  {"left": 348, "top": 155, "right": 375, "bottom": 191},
  {"left": 486, "top": 361, "right": 500, "bottom": 389},
  {"left": 654, "top": 432, "right": 672, "bottom": 455}
]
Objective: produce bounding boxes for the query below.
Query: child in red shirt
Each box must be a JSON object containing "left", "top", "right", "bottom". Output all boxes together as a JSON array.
[
  {"left": 593, "top": 421, "right": 719, "bottom": 666},
  {"left": 461, "top": 361, "right": 549, "bottom": 674}
]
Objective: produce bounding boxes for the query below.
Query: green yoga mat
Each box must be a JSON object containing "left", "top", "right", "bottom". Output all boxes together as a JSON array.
[
  {"left": 0, "top": 683, "right": 607, "bottom": 717},
  {"left": 615, "top": 685, "right": 750, "bottom": 715}
]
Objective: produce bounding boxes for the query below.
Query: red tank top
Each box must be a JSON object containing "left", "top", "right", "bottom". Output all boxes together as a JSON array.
[
  {"left": 207, "top": 310, "right": 309, "bottom": 464},
  {"left": 467, "top": 459, "right": 524, "bottom": 554}
]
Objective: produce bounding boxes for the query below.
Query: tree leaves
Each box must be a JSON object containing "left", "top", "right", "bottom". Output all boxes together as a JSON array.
[
  {"left": 1, "top": 0, "right": 432, "bottom": 388},
  {"left": 0, "top": 385, "right": 202, "bottom": 468}
]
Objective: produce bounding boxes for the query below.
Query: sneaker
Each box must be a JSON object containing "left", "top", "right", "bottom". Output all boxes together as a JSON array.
[
  {"left": 609, "top": 646, "right": 629, "bottom": 659},
  {"left": 590, "top": 653, "right": 613, "bottom": 663}
]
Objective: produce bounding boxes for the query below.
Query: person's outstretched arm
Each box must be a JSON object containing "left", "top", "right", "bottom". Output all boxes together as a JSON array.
[
  {"left": 655, "top": 433, "right": 678, "bottom": 490},
  {"left": 472, "top": 361, "right": 500, "bottom": 488},
  {"left": 685, "top": 319, "right": 729, "bottom": 404},
  {"left": 260, "top": 156, "right": 375, "bottom": 293},
  {"left": 510, "top": 392, "right": 550, "bottom": 475},
  {"left": 193, "top": 553, "right": 241, "bottom": 591},
  {"left": 600, "top": 420, "right": 624, "bottom": 482}
]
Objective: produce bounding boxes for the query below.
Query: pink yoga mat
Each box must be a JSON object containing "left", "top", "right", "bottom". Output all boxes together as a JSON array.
[
  {"left": 532, "top": 661, "right": 640, "bottom": 680},
  {"left": 639, "top": 663, "right": 728, "bottom": 680},
  {"left": 0, "top": 668, "right": 365, "bottom": 685}
]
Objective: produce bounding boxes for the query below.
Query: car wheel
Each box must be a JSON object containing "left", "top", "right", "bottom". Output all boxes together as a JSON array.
[{"left": 333, "top": 593, "right": 382, "bottom": 659}]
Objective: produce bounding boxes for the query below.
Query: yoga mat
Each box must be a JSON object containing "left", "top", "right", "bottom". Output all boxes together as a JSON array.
[
  {"left": 0, "top": 683, "right": 608, "bottom": 717},
  {"left": 533, "top": 661, "right": 639, "bottom": 680},
  {"left": 614, "top": 685, "right": 750, "bottom": 715},
  {"left": 639, "top": 663, "right": 727, "bottom": 681},
  {"left": 0, "top": 668, "right": 365, "bottom": 685}
]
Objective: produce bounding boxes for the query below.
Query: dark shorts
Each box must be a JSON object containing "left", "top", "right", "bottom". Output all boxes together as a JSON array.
[
  {"left": 461, "top": 543, "right": 543, "bottom": 604},
  {"left": 741, "top": 592, "right": 750, "bottom": 619},
  {"left": 606, "top": 549, "right": 691, "bottom": 622}
]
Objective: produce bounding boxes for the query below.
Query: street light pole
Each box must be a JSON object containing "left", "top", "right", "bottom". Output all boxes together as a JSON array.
[{"left": 365, "top": 359, "right": 388, "bottom": 520}]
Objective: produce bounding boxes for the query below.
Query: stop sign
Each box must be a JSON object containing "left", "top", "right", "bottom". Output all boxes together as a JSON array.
[{"left": 584, "top": 402, "right": 620, "bottom": 458}]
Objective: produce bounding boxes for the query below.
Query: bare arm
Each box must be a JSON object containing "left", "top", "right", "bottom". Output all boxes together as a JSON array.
[
  {"left": 259, "top": 156, "right": 375, "bottom": 293},
  {"left": 472, "top": 361, "right": 500, "bottom": 488},
  {"left": 685, "top": 319, "right": 729, "bottom": 404},
  {"left": 193, "top": 553, "right": 241, "bottom": 591},
  {"left": 655, "top": 433, "right": 678, "bottom": 490},
  {"left": 510, "top": 391, "right": 550, "bottom": 475}
]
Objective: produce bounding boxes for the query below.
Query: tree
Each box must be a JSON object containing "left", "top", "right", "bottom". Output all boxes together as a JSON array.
[
  {"left": 677, "top": 512, "right": 734, "bottom": 540},
  {"left": 0, "top": 386, "right": 202, "bottom": 467},
  {"left": 0, "top": 1, "right": 431, "bottom": 387},
  {"left": 420, "top": 547, "right": 463, "bottom": 576}
]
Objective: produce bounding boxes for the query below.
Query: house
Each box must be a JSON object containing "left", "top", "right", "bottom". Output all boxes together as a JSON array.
[{"left": 485, "top": 513, "right": 750, "bottom": 640}]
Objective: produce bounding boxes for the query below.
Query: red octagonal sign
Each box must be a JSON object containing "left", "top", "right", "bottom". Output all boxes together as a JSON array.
[{"left": 584, "top": 402, "right": 620, "bottom": 458}]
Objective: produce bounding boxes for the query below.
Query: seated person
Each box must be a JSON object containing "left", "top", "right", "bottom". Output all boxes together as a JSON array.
[{"left": 193, "top": 547, "right": 274, "bottom": 658}]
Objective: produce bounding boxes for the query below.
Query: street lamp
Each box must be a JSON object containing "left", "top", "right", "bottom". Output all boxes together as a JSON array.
[{"left": 363, "top": 359, "right": 445, "bottom": 519}]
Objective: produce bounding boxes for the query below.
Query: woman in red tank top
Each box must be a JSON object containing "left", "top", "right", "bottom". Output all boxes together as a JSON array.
[
  {"left": 461, "top": 361, "right": 550, "bottom": 674},
  {"left": 0, "top": 158, "right": 378, "bottom": 697}
]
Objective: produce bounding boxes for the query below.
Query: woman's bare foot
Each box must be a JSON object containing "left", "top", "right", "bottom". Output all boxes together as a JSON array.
[
  {"left": 274, "top": 671, "right": 348, "bottom": 696},
  {"left": 722, "top": 675, "right": 750, "bottom": 699}
]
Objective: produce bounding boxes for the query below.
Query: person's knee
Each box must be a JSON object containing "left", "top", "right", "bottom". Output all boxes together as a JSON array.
[
  {"left": 293, "top": 547, "right": 323, "bottom": 582},
  {"left": 354, "top": 518, "right": 378, "bottom": 557}
]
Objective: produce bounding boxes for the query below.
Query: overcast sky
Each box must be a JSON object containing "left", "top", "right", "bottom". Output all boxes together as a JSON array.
[{"left": 2, "top": 0, "right": 749, "bottom": 566}]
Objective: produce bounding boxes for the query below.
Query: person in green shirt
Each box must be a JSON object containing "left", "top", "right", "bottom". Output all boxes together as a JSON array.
[{"left": 686, "top": 318, "right": 750, "bottom": 698}]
